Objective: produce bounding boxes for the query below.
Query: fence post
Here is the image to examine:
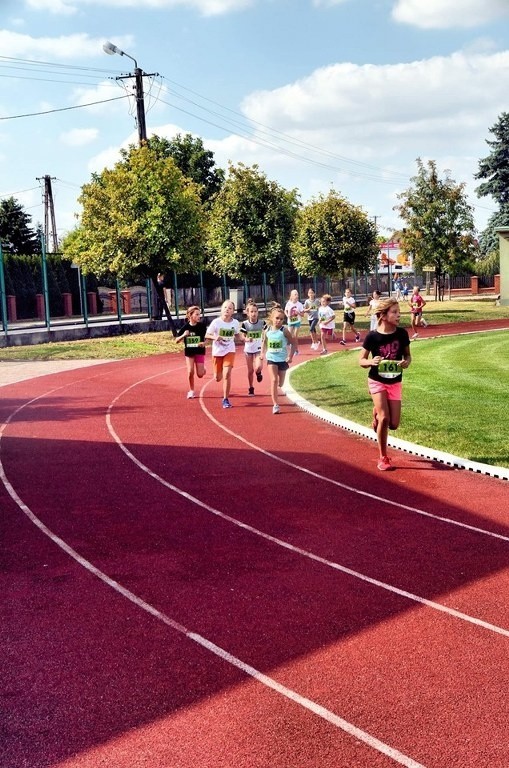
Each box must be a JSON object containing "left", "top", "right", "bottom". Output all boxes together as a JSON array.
[
  {"left": 199, "top": 270, "right": 205, "bottom": 315},
  {"left": 81, "top": 274, "right": 89, "bottom": 329},
  {"left": 0, "top": 242, "right": 7, "bottom": 336}
]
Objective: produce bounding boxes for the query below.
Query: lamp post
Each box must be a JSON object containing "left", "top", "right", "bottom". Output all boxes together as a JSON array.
[{"left": 103, "top": 41, "right": 148, "bottom": 144}]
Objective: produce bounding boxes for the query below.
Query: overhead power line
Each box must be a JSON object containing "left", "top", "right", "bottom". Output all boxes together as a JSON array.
[{"left": 0, "top": 95, "right": 129, "bottom": 121}]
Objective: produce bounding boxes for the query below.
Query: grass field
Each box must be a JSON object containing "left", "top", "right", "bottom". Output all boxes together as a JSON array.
[{"left": 290, "top": 329, "right": 509, "bottom": 469}]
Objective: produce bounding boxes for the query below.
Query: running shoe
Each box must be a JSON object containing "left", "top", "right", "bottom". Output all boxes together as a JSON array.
[
  {"left": 377, "top": 456, "right": 392, "bottom": 471},
  {"left": 355, "top": 333, "right": 361, "bottom": 342},
  {"left": 412, "top": 333, "right": 419, "bottom": 340},
  {"left": 186, "top": 390, "right": 195, "bottom": 399},
  {"left": 320, "top": 349, "right": 328, "bottom": 355},
  {"left": 222, "top": 398, "right": 233, "bottom": 408},
  {"left": 248, "top": 386, "right": 255, "bottom": 396},
  {"left": 256, "top": 371, "right": 263, "bottom": 382},
  {"left": 272, "top": 404, "right": 280, "bottom": 415},
  {"left": 340, "top": 340, "right": 346, "bottom": 346}
]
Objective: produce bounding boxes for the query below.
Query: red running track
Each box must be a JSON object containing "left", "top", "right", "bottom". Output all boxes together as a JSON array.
[{"left": 1, "top": 319, "right": 509, "bottom": 768}]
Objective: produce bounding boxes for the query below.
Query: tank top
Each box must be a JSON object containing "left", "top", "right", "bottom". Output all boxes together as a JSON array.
[{"left": 266, "top": 328, "right": 288, "bottom": 363}]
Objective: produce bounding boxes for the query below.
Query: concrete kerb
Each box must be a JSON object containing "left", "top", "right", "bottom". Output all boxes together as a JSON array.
[{"left": 285, "top": 354, "right": 509, "bottom": 483}]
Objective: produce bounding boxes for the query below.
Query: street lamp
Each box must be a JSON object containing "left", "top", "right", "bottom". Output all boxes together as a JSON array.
[{"left": 103, "top": 40, "right": 147, "bottom": 144}]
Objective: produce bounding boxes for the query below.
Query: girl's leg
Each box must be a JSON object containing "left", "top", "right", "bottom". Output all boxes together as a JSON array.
[
  {"left": 268, "top": 363, "right": 279, "bottom": 406},
  {"left": 254, "top": 353, "right": 263, "bottom": 380},
  {"left": 387, "top": 399, "right": 402, "bottom": 431},
  {"left": 278, "top": 369, "right": 287, "bottom": 389},
  {"left": 195, "top": 359, "right": 206, "bottom": 380},
  {"left": 246, "top": 353, "right": 254, "bottom": 389},
  {"left": 320, "top": 330, "right": 327, "bottom": 352},
  {"left": 371, "top": 390, "right": 391, "bottom": 458},
  {"left": 223, "top": 365, "right": 233, "bottom": 399},
  {"left": 186, "top": 357, "right": 195, "bottom": 391}
]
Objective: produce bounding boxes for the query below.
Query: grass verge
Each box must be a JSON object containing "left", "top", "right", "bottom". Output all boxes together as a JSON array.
[{"left": 290, "top": 330, "right": 509, "bottom": 469}]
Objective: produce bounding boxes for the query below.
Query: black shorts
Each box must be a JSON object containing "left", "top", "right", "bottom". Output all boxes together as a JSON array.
[
  {"left": 267, "top": 360, "right": 289, "bottom": 371},
  {"left": 309, "top": 317, "right": 319, "bottom": 333},
  {"left": 344, "top": 312, "right": 355, "bottom": 324}
]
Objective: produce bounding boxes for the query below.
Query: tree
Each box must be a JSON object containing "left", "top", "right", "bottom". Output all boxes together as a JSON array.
[
  {"left": 475, "top": 112, "right": 509, "bottom": 206},
  {"left": 207, "top": 163, "right": 300, "bottom": 283},
  {"left": 395, "top": 159, "right": 477, "bottom": 300},
  {"left": 147, "top": 134, "right": 224, "bottom": 206},
  {"left": 475, "top": 113, "right": 509, "bottom": 261},
  {"left": 0, "top": 197, "right": 39, "bottom": 255},
  {"left": 477, "top": 204, "right": 509, "bottom": 266},
  {"left": 61, "top": 142, "right": 207, "bottom": 332},
  {"left": 292, "top": 189, "right": 378, "bottom": 277}
]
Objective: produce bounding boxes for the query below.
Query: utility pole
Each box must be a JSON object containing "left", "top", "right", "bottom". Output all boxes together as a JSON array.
[
  {"left": 36, "top": 174, "right": 58, "bottom": 253},
  {"left": 103, "top": 42, "right": 158, "bottom": 145}
]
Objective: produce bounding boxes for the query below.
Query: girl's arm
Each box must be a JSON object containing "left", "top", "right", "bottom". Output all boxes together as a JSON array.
[
  {"left": 284, "top": 327, "right": 297, "bottom": 360},
  {"left": 400, "top": 344, "right": 411, "bottom": 369},
  {"left": 359, "top": 347, "right": 382, "bottom": 369},
  {"left": 260, "top": 329, "right": 268, "bottom": 359},
  {"left": 175, "top": 328, "right": 188, "bottom": 343}
]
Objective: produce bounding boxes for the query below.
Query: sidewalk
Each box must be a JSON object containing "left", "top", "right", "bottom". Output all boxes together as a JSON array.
[{"left": 0, "top": 359, "right": 107, "bottom": 386}]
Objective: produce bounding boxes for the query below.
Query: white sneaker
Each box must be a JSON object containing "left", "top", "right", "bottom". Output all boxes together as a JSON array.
[
  {"left": 186, "top": 390, "right": 195, "bottom": 399},
  {"left": 272, "top": 404, "right": 280, "bottom": 415},
  {"left": 412, "top": 333, "right": 418, "bottom": 340}
]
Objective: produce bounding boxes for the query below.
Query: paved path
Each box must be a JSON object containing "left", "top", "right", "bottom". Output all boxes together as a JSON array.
[{"left": 0, "top": 359, "right": 107, "bottom": 386}]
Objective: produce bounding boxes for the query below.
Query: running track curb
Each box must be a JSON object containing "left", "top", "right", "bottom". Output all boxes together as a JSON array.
[{"left": 285, "top": 362, "right": 509, "bottom": 483}]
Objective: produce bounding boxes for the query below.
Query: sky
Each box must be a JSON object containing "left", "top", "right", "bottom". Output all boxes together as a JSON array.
[{"left": 1, "top": 0, "right": 509, "bottom": 248}]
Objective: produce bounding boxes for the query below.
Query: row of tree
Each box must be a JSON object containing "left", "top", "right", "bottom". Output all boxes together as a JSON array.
[{"left": 2, "top": 114, "right": 508, "bottom": 312}]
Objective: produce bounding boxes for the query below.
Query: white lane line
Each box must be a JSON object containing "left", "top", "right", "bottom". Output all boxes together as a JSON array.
[
  {"left": 102, "top": 376, "right": 509, "bottom": 639},
  {"left": 0, "top": 398, "right": 426, "bottom": 768},
  {"left": 198, "top": 376, "right": 509, "bottom": 544}
]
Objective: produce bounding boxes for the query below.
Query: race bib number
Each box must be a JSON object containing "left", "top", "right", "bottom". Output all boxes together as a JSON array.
[
  {"left": 186, "top": 335, "right": 200, "bottom": 348},
  {"left": 247, "top": 330, "right": 262, "bottom": 340},
  {"left": 378, "top": 360, "right": 402, "bottom": 379},
  {"left": 219, "top": 328, "right": 235, "bottom": 338},
  {"left": 268, "top": 340, "right": 283, "bottom": 350},
  {"left": 288, "top": 316, "right": 299, "bottom": 325}
]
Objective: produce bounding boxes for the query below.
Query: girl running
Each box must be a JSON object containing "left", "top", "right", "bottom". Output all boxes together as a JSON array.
[
  {"left": 240, "top": 299, "right": 265, "bottom": 396},
  {"left": 260, "top": 305, "right": 297, "bottom": 414},
  {"left": 340, "top": 288, "right": 361, "bottom": 345},
  {"left": 205, "top": 300, "right": 242, "bottom": 408},
  {"left": 359, "top": 297, "right": 411, "bottom": 471},
  {"left": 284, "top": 289, "right": 305, "bottom": 353},
  {"left": 304, "top": 288, "right": 320, "bottom": 350},
  {"left": 175, "top": 305, "right": 207, "bottom": 399}
]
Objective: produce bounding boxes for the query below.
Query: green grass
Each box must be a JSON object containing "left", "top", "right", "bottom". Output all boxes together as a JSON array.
[
  {"left": 0, "top": 332, "right": 180, "bottom": 360},
  {"left": 290, "top": 331, "right": 509, "bottom": 469}
]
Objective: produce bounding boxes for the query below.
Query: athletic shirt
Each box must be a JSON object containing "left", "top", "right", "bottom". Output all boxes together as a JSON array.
[
  {"left": 179, "top": 320, "right": 207, "bottom": 357},
  {"left": 304, "top": 298, "right": 319, "bottom": 320},
  {"left": 208, "top": 317, "right": 240, "bottom": 357},
  {"left": 343, "top": 294, "right": 356, "bottom": 314},
  {"left": 265, "top": 327, "right": 288, "bottom": 363},
  {"left": 362, "top": 327, "right": 410, "bottom": 384},
  {"left": 241, "top": 318, "right": 265, "bottom": 354},
  {"left": 285, "top": 300, "right": 304, "bottom": 326},
  {"left": 410, "top": 294, "right": 425, "bottom": 313},
  {"left": 318, "top": 305, "right": 335, "bottom": 329}
]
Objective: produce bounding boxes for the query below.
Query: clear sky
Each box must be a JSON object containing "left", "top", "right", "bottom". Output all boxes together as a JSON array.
[{"left": 1, "top": 0, "right": 509, "bottom": 247}]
